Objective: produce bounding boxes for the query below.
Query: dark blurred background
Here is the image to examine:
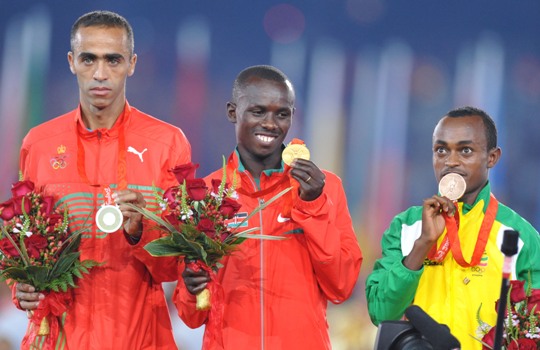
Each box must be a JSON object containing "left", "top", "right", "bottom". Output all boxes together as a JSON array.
[{"left": 1, "top": 1, "right": 540, "bottom": 349}]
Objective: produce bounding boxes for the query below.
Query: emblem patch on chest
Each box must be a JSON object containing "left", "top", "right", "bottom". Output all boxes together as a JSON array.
[
  {"left": 470, "top": 253, "right": 489, "bottom": 276},
  {"left": 50, "top": 144, "right": 69, "bottom": 170},
  {"left": 225, "top": 212, "right": 248, "bottom": 228}
]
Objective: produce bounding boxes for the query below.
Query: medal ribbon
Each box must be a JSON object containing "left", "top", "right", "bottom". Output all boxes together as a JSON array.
[
  {"left": 427, "top": 194, "right": 498, "bottom": 267},
  {"left": 103, "top": 187, "right": 114, "bottom": 205},
  {"left": 288, "top": 138, "right": 305, "bottom": 148},
  {"left": 76, "top": 108, "right": 128, "bottom": 191},
  {"left": 235, "top": 172, "right": 290, "bottom": 198}
]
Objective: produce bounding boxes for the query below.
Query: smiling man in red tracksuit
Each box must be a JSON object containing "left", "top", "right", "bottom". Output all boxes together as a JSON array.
[
  {"left": 174, "top": 65, "right": 362, "bottom": 349},
  {"left": 12, "top": 11, "right": 190, "bottom": 350}
]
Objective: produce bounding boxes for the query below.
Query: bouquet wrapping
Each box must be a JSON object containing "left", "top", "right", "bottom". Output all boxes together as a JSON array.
[{"left": 0, "top": 179, "right": 99, "bottom": 349}]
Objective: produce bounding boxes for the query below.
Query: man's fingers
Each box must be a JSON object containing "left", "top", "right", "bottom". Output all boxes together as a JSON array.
[
  {"left": 20, "top": 300, "right": 41, "bottom": 311},
  {"left": 16, "top": 283, "right": 36, "bottom": 293},
  {"left": 114, "top": 190, "right": 146, "bottom": 207}
]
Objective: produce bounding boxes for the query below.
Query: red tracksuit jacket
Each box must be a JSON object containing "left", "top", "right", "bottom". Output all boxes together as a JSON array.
[
  {"left": 174, "top": 150, "right": 362, "bottom": 350},
  {"left": 15, "top": 102, "right": 191, "bottom": 350}
]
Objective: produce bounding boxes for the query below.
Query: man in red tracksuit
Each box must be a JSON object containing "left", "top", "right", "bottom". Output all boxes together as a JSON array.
[
  {"left": 12, "top": 11, "right": 190, "bottom": 349},
  {"left": 174, "top": 65, "right": 362, "bottom": 349}
]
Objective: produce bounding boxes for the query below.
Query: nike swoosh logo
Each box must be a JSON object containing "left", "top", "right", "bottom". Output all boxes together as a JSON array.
[{"left": 277, "top": 214, "right": 290, "bottom": 223}]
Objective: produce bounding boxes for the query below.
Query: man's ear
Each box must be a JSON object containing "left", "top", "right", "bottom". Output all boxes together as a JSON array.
[
  {"left": 127, "top": 53, "right": 137, "bottom": 77},
  {"left": 67, "top": 51, "right": 76, "bottom": 74},
  {"left": 226, "top": 102, "right": 237, "bottom": 123},
  {"left": 487, "top": 147, "right": 502, "bottom": 168}
]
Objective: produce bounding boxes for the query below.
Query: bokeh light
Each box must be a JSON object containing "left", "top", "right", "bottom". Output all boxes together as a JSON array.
[{"left": 263, "top": 4, "right": 305, "bottom": 44}]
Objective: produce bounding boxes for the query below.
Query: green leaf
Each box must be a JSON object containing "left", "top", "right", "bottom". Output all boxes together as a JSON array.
[
  {"left": 26, "top": 266, "right": 50, "bottom": 289},
  {"left": 144, "top": 238, "right": 185, "bottom": 257},
  {"left": 59, "top": 211, "right": 93, "bottom": 249},
  {"left": 50, "top": 252, "right": 80, "bottom": 279},
  {"left": 231, "top": 227, "right": 260, "bottom": 235},
  {"left": 239, "top": 233, "right": 286, "bottom": 240},
  {"left": 72, "top": 268, "right": 83, "bottom": 279},
  {"left": 0, "top": 226, "right": 29, "bottom": 267},
  {"left": 66, "top": 273, "right": 76, "bottom": 288},
  {"left": 79, "top": 265, "right": 89, "bottom": 275},
  {"left": 125, "top": 204, "right": 202, "bottom": 254},
  {"left": 1, "top": 267, "right": 30, "bottom": 281}
]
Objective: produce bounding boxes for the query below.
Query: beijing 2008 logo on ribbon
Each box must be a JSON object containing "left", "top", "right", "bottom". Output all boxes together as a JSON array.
[{"left": 96, "top": 187, "right": 123, "bottom": 233}]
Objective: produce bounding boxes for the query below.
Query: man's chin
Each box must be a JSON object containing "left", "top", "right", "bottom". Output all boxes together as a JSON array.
[{"left": 87, "top": 99, "right": 112, "bottom": 111}]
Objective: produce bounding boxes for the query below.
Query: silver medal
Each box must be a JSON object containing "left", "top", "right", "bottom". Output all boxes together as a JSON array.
[{"left": 96, "top": 205, "right": 123, "bottom": 233}]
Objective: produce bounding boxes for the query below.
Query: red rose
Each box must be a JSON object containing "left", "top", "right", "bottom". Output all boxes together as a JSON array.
[
  {"left": 41, "top": 196, "right": 55, "bottom": 216},
  {"left": 507, "top": 338, "right": 536, "bottom": 350},
  {"left": 507, "top": 340, "right": 519, "bottom": 350},
  {"left": 197, "top": 218, "right": 216, "bottom": 238},
  {"left": 11, "top": 180, "right": 35, "bottom": 197},
  {"left": 12, "top": 195, "right": 31, "bottom": 216},
  {"left": 185, "top": 179, "right": 208, "bottom": 201},
  {"left": 516, "top": 339, "right": 537, "bottom": 350},
  {"left": 164, "top": 213, "right": 181, "bottom": 227},
  {"left": 527, "top": 289, "right": 540, "bottom": 314},
  {"left": 220, "top": 231, "right": 232, "bottom": 243},
  {"left": 169, "top": 163, "right": 199, "bottom": 184},
  {"left": 509, "top": 280, "right": 527, "bottom": 303},
  {"left": 219, "top": 197, "right": 242, "bottom": 219},
  {"left": 24, "top": 234, "right": 48, "bottom": 259},
  {"left": 0, "top": 199, "right": 15, "bottom": 220},
  {"left": 211, "top": 179, "right": 231, "bottom": 195},
  {"left": 481, "top": 326, "right": 495, "bottom": 349},
  {"left": 211, "top": 179, "right": 222, "bottom": 194},
  {"left": 0, "top": 236, "right": 20, "bottom": 257},
  {"left": 163, "top": 187, "right": 180, "bottom": 209}
]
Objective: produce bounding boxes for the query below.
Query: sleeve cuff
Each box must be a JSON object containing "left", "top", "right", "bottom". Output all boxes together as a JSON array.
[
  {"left": 400, "top": 256, "right": 425, "bottom": 275},
  {"left": 294, "top": 192, "right": 328, "bottom": 215}
]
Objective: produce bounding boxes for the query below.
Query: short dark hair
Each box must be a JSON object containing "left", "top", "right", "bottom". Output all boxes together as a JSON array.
[
  {"left": 232, "top": 65, "right": 294, "bottom": 102},
  {"left": 70, "top": 10, "right": 134, "bottom": 56},
  {"left": 445, "top": 106, "right": 498, "bottom": 150}
]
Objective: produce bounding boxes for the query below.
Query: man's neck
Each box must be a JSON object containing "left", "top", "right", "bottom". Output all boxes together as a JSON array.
[
  {"left": 239, "top": 153, "right": 282, "bottom": 180},
  {"left": 81, "top": 101, "right": 125, "bottom": 130}
]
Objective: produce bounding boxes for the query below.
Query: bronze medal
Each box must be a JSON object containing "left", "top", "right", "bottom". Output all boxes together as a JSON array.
[
  {"left": 438, "top": 173, "right": 466, "bottom": 201},
  {"left": 282, "top": 143, "right": 310, "bottom": 166}
]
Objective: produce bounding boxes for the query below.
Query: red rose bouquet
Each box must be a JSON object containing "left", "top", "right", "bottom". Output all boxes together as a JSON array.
[
  {"left": 0, "top": 179, "right": 99, "bottom": 350},
  {"left": 475, "top": 279, "right": 540, "bottom": 349},
  {"left": 132, "top": 160, "right": 289, "bottom": 308}
]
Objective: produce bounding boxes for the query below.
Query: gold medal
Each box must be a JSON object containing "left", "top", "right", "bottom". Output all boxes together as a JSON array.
[
  {"left": 438, "top": 173, "right": 466, "bottom": 201},
  {"left": 282, "top": 142, "right": 310, "bottom": 166},
  {"left": 96, "top": 205, "right": 123, "bottom": 233}
]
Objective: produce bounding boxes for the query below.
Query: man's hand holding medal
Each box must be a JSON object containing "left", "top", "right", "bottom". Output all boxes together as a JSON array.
[
  {"left": 96, "top": 187, "right": 146, "bottom": 240},
  {"left": 282, "top": 139, "right": 325, "bottom": 202},
  {"left": 405, "top": 173, "right": 467, "bottom": 270}
]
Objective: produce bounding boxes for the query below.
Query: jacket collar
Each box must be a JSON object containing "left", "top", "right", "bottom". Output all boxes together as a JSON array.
[
  {"left": 74, "top": 101, "right": 131, "bottom": 140},
  {"left": 462, "top": 182, "right": 492, "bottom": 215},
  {"left": 228, "top": 148, "right": 289, "bottom": 190},
  {"left": 229, "top": 147, "right": 286, "bottom": 176}
]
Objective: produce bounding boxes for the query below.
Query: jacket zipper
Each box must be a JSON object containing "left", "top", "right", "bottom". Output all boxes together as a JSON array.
[
  {"left": 258, "top": 197, "right": 265, "bottom": 350},
  {"left": 243, "top": 172, "right": 266, "bottom": 350}
]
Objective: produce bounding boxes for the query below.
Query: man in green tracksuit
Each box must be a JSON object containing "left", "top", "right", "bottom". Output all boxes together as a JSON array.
[{"left": 366, "top": 106, "right": 540, "bottom": 349}]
